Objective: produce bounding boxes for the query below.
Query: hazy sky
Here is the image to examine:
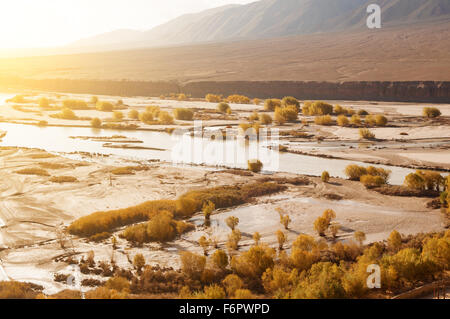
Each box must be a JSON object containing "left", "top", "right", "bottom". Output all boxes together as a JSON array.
[{"left": 0, "top": 0, "right": 256, "bottom": 48}]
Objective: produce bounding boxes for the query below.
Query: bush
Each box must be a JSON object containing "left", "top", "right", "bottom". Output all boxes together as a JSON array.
[
  {"left": 0, "top": 281, "right": 42, "bottom": 299},
  {"left": 53, "top": 108, "right": 78, "bottom": 120},
  {"left": 128, "top": 109, "right": 139, "bottom": 119},
  {"left": 91, "top": 117, "right": 102, "bottom": 128},
  {"left": 146, "top": 105, "right": 160, "bottom": 117},
  {"left": 89, "top": 232, "right": 111, "bottom": 242},
  {"left": 90, "top": 96, "right": 98, "bottom": 104},
  {"left": 180, "top": 252, "right": 206, "bottom": 280},
  {"left": 16, "top": 168, "right": 50, "bottom": 176},
  {"left": 334, "top": 105, "right": 347, "bottom": 115},
  {"left": 350, "top": 114, "right": 361, "bottom": 126},
  {"left": 63, "top": 99, "right": 88, "bottom": 109},
  {"left": 345, "top": 165, "right": 368, "bottom": 181},
  {"left": 375, "top": 115, "right": 388, "bottom": 127},
  {"left": 259, "top": 113, "right": 272, "bottom": 125},
  {"left": 314, "top": 115, "right": 333, "bottom": 126},
  {"left": 360, "top": 175, "right": 385, "bottom": 188},
  {"left": 227, "top": 95, "right": 250, "bottom": 104},
  {"left": 7, "top": 95, "right": 27, "bottom": 103},
  {"left": 225, "top": 216, "right": 240, "bottom": 231},
  {"left": 264, "top": 99, "right": 281, "bottom": 111},
  {"left": 314, "top": 216, "right": 329, "bottom": 236},
  {"left": 205, "top": 94, "right": 222, "bottom": 103},
  {"left": 248, "top": 160, "right": 263, "bottom": 173},
  {"left": 253, "top": 98, "right": 261, "bottom": 105},
  {"left": 388, "top": 230, "right": 402, "bottom": 251},
  {"left": 68, "top": 199, "right": 178, "bottom": 237},
  {"left": 282, "top": 96, "right": 300, "bottom": 111},
  {"left": 321, "top": 171, "right": 330, "bottom": 183},
  {"left": 159, "top": 111, "right": 174, "bottom": 124},
  {"left": 180, "top": 182, "right": 285, "bottom": 212},
  {"left": 70, "top": 182, "right": 285, "bottom": 237},
  {"left": 217, "top": 102, "right": 231, "bottom": 113},
  {"left": 337, "top": 115, "right": 349, "bottom": 127},
  {"left": 212, "top": 249, "right": 229, "bottom": 271},
  {"left": 231, "top": 245, "right": 275, "bottom": 283},
  {"left": 50, "top": 176, "right": 78, "bottom": 183},
  {"left": 105, "top": 276, "right": 130, "bottom": 293},
  {"left": 404, "top": 173, "right": 425, "bottom": 190},
  {"left": 423, "top": 107, "right": 441, "bottom": 118},
  {"left": 274, "top": 110, "right": 286, "bottom": 125},
  {"left": 222, "top": 274, "right": 243, "bottom": 297},
  {"left": 39, "top": 97, "right": 50, "bottom": 108},
  {"left": 366, "top": 166, "right": 391, "bottom": 183},
  {"left": 173, "top": 108, "right": 194, "bottom": 121},
  {"left": 358, "top": 109, "right": 369, "bottom": 116},
  {"left": 249, "top": 111, "right": 259, "bottom": 122},
  {"left": 275, "top": 106, "right": 298, "bottom": 122},
  {"left": 292, "top": 262, "right": 346, "bottom": 299},
  {"left": 303, "top": 101, "right": 333, "bottom": 116},
  {"left": 113, "top": 111, "right": 123, "bottom": 121},
  {"left": 365, "top": 115, "right": 377, "bottom": 127},
  {"left": 416, "top": 170, "right": 444, "bottom": 191},
  {"left": 139, "top": 111, "right": 154, "bottom": 124},
  {"left": 359, "top": 128, "right": 375, "bottom": 140},
  {"left": 121, "top": 211, "right": 194, "bottom": 243},
  {"left": 96, "top": 101, "right": 114, "bottom": 112}
]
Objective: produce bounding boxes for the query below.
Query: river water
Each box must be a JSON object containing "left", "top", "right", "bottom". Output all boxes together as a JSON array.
[
  {"left": 0, "top": 92, "right": 416, "bottom": 184},
  {"left": 0, "top": 122, "right": 414, "bottom": 185}
]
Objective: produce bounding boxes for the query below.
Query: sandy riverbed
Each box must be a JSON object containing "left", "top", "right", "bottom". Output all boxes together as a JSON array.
[{"left": 0, "top": 147, "right": 445, "bottom": 294}]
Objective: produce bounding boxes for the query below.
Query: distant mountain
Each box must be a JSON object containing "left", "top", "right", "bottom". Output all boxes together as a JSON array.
[
  {"left": 69, "top": 0, "right": 450, "bottom": 51},
  {"left": 71, "top": 4, "right": 241, "bottom": 48}
]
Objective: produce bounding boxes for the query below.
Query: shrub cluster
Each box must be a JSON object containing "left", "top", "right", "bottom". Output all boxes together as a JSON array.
[
  {"left": 345, "top": 164, "right": 391, "bottom": 184},
  {"left": 302, "top": 101, "right": 333, "bottom": 116},
  {"left": 226, "top": 95, "right": 250, "bottom": 104},
  {"left": 69, "top": 182, "right": 286, "bottom": 237},
  {"left": 96, "top": 101, "right": 114, "bottom": 112},
  {"left": 264, "top": 99, "right": 281, "bottom": 111},
  {"left": 314, "top": 115, "right": 333, "bottom": 126},
  {"left": 121, "top": 211, "right": 194, "bottom": 244},
  {"left": 423, "top": 107, "right": 441, "bottom": 118},
  {"left": 274, "top": 106, "right": 298, "bottom": 123},
  {"left": 217, "top": 102, "right": 231, "bottom": 113},
  {"left": 63, "top": 99, "right": 89, "bottom": 110},
  {"left": 248, "top": 160, "right": 263, "bottom": 173},
  {"left": 404, "top": 170, "right": 445, "bottom": 191},
  {"left": 173, "top": 108, "right": 194, "bottom": 121},
  {"left": 205, "top": 94, "right": 223, "bottom": 103}
]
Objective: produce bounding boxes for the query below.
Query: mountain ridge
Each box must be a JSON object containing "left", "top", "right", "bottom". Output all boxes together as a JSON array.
[{"left": 69, "top": 0, "right": 450, "bottom": 51}]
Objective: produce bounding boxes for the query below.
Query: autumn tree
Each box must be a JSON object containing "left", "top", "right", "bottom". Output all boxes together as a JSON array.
[
  {"left": 277, "top": 208, "right": 291, "bottom": 230},
  {"left": 202, "top": 201, "right": 215, "bottom": 225},
  {"left": 314, "top": 217, "right": 329, "bottom": 237},
  {"left": 133, "top": 254, "right": 145, "bottom": 273},
  {"left": 321, "top": 171, "right": 330, "bottom": 183},
  {"left": 387, "top": 230, "right": 402, "bottom": 252},
  {"left": 222, "top": 274, "right": 243, "bottom": 297},
  {"left": 354, "top": 231, "right": 366, "bottom": 246},
  {"left": 276, "top": 230, "right": 286, "bottom": 251},
  {"left": 211, "top": 249, "right": 228, "bottom": 271},
  {"left": 128, "top": 109, "right": 139, "bottom": 119},
  {"left": 180, "top": 251, "right": 206, "bottom": 280},
  {"left": 253, "top": 232, "right": 261, "bottom": 245},
  {"left": 225, "top": 216, "right": 239, "bottom": 231},
  {"left": 227, "top": 229, "right": 242, "bottom": 252},
  {"left": 198, "top": 236, "right": 211, "bottom": 256},
  {"left": 330, "top": 223, "right": 341, "bottom": 239}
]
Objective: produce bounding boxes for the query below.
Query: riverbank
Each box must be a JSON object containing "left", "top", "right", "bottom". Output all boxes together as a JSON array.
[{"left": 0, "top": 147, "right": 446, "bottom": 294}]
